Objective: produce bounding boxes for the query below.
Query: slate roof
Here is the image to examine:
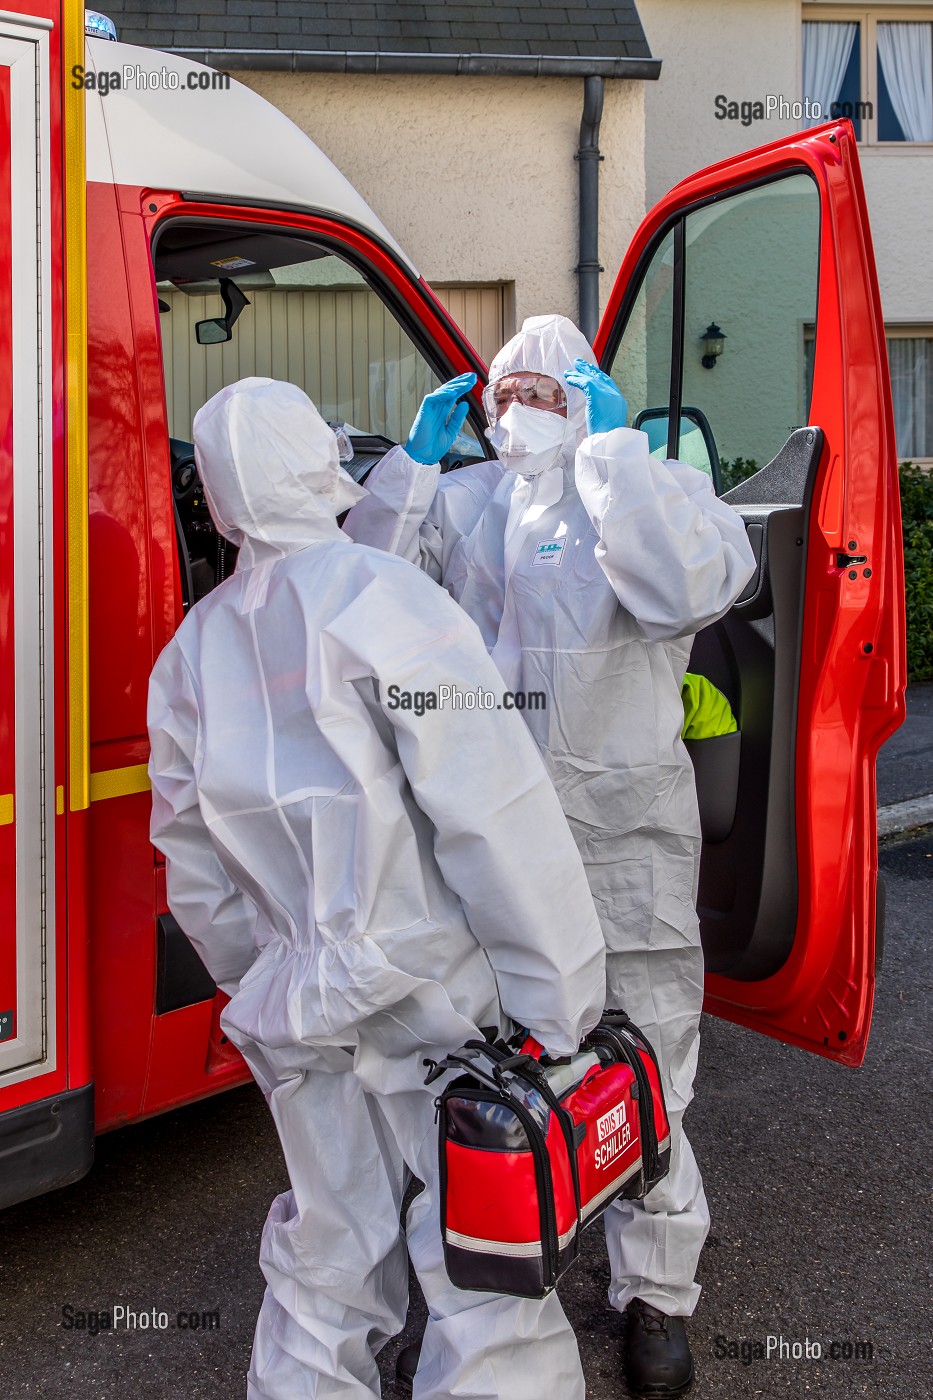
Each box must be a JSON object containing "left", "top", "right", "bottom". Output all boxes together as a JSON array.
[{"left": 99, "top": 1, "right": 656, "bottom": 73}]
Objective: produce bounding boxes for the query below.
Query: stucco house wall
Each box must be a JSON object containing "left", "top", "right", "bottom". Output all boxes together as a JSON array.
[
  {"left": 101, "top": 0, "right": 656, "bottom": 338},
  {"left": 236, "top": 69, "right": 647, "bottom": 330}
]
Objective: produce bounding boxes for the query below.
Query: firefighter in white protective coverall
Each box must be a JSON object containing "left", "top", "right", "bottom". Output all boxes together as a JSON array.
[
  {"left": 147, "top": 376, "right": 607, "bottom": 1400},
  {"left": 344, "top": 314, "right": 757, "bottom": 1398}
]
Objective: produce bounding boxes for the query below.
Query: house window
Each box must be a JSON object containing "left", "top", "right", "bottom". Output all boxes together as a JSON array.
[
  {"left": 887, "top": 331, "right": 933, "bottom": 460},
  {"left": 803, "top": 8, "right": 933, "bottom": 145},
  {"left": 876, "top": 21, "right": 933, "bottom": 140},
  {"left": 803, "top": 19, "right": 864, "bottom": 137}
]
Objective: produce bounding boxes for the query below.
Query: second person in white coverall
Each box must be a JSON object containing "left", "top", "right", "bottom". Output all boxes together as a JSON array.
[
  {"left": 147, "top": 377, "right": 606, "bottom": 1400},
  {"left": 344, "top": 315, "right": 758, "bottom": 1398}
]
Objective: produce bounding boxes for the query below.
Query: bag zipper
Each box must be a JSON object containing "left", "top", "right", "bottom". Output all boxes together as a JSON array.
[
  {"left": 584, "top": 1027, "right": 659, "bottom": 1185},
  {"left": 515, "top": 1065, "right": 583, "bottom": 1227},
  {"left": 618, "top": 1022, "right": 667, "bottom": 1182},
  {"left": 506, "top": 1090, "right": 561, "bottom": 1285},
  {"left": 441, "top": 1080, "right": 560, "bottom": 1287}
]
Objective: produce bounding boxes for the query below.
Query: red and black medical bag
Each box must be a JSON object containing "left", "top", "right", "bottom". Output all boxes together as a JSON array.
[{"left": 425, "top": 1011, "right": 671, "bottom": 1299}]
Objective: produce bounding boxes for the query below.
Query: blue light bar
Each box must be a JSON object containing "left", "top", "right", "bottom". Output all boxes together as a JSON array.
[{"left": 85, "top": 10, "right": 117, "bottom": 41}]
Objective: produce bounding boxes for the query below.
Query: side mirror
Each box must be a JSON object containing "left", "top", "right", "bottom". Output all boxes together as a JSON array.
[
  {"left": 195, "top": 319, "right": 230, "bottom": 345},
  {"left": 195, "top": 278, "right": 250, "bottom": 346},
  {"left": 633, "top": 405, "right": 723, "bottom": 495}
]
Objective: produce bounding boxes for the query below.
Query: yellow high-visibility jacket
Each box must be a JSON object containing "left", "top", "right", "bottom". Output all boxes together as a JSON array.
[{"left": 681, "top": 672, "right": 737, "bottom": 740}]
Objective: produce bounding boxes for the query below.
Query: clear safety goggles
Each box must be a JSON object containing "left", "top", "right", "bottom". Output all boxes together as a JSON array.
[
  {"left": 329, "top": 423, "right": 354, "bottom": 463},
  {"left": 482, "top": 373, "right": 568, "bottom": 423}
]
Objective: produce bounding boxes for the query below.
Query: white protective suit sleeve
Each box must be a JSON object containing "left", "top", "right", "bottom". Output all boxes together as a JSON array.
[
  {"left": 343, "top": 445, "right": 503, "bottom": 580},
  {"left": 341, "top": 445, "right": 441, "bottom": 567},
  {"left": 149, "top": 643, "right": 261, "bottom": 997},
  {"left": 317, "top": 562, "right": 606, "bottom": 1055},
  {"left": 574, "top": 426, "right": 758, "bottom": 641}
]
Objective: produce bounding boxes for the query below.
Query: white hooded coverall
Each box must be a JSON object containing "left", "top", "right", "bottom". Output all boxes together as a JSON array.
[
  {"left": 345, "top": 316, "right": 758, "bottom": 1318},
  {"left": 148, "top": 377, "right": 607, "bottom": 1399}
]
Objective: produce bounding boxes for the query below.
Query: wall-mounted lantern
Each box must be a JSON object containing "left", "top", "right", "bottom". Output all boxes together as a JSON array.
[{"left": 701, "top": 323, "right": 726, "bottom": 369}]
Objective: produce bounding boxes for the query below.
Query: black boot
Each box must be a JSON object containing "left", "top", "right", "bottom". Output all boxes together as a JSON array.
[
  {"left": 621, "top": 1298, "right": 694, "bottom": 1398},
  {"left": 395, "top": 1340, "right": 422, "bottom": 1393}
]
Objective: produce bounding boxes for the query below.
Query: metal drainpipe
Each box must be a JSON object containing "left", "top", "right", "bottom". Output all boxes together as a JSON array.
[{"left": 576, "top": 75, "right": 604, "bottom": 343}]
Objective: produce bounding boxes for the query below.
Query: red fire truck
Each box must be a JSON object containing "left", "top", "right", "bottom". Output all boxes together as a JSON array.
[{"left": 0, "top": 4, "right": 905, "bottom": 1209}]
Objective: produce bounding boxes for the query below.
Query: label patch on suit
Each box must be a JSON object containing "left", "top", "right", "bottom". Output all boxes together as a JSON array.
[{"left": 532, "top": 540, "right": 565, "bottom": 567}]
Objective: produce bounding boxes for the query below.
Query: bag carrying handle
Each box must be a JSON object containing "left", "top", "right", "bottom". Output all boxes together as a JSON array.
[
  {"left": 423, "top": 1041, "right": 522, "bottom": 1096},
  {"left": 423, "top": 1052, "right": 503, "bottom": 1094},
  {"left": 427, "top": 1013, "right": 640, "bottom": 1088}
]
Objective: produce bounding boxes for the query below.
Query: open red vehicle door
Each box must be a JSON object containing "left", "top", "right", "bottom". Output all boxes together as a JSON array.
[{"left": 593, "top": 121, "right": 904, "bottom": 1066}]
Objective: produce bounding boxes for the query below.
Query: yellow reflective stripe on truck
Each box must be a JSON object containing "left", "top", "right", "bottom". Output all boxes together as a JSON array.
[
  {"left": 64, "top": 0, "right": 89, "bottom": 810},
  {"left": 89, "top": 765, "right": 152, "bottom": 802}
]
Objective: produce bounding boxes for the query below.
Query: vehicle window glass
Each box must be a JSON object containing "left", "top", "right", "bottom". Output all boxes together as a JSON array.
[
  {"left": 606, "top": 173, "right": 820, "bottom": 494},
  {"left": 155, "top": 237, "right": 483, "bottom": 459},
  {"left": 608, "top": 227, "right": 675, "bottom": 449},
  {"left": 681, "top": 173, "right": 820, "bottom": 489}
]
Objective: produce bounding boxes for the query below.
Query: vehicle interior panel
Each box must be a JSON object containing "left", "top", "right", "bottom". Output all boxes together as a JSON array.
[{"left": 689, "top": 427, "right": 823, "bottom": 980}]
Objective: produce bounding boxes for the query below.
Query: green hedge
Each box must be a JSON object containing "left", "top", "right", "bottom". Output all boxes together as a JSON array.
[
  {"left": 900, "top": 462, "right": 933, "bottom": 681},
  {"left": 718, "top": 456, "right": 758, "bottom": 493}
]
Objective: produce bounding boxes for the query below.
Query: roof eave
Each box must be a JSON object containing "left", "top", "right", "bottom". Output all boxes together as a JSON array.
[{"left": 161, "top": 48, "right": 662, "bottom": 80}]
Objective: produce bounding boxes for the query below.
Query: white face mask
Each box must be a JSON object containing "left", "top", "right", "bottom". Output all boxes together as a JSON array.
[{"left": 485, "top": 402, "right": 568, "bottom": 477}]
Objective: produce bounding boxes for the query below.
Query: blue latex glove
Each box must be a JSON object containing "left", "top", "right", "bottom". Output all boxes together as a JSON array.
[
  {"left": 564, "top": 359, "right": 628, "bottom": 436},
  {"left": 404, "top": 371, "right": 477, "bottom": 465}
]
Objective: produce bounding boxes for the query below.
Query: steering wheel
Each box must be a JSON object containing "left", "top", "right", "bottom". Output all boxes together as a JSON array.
[
  {"left": 170, "top": 438, "right": 199, "bottom": 508},
  {"left": 169, "top": 441, "right": 197, "bottom": 613}
]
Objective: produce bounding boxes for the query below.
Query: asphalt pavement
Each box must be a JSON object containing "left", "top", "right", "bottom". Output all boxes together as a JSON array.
[{"left": 0, "top": 699, "right": 929, "bottom": 1399}]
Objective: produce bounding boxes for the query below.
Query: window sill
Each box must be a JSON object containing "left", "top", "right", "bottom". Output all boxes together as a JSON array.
[{"left": 856, "top": 142, "right": 933, "bottom": 153}]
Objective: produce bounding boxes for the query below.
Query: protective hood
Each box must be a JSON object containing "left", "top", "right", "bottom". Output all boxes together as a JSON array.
[
  {"left": 487, "top": 314, "right": 598, "bottom": 465},
  {"left": 192, "top": 377, "right": 367, "bottom": 566}
]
